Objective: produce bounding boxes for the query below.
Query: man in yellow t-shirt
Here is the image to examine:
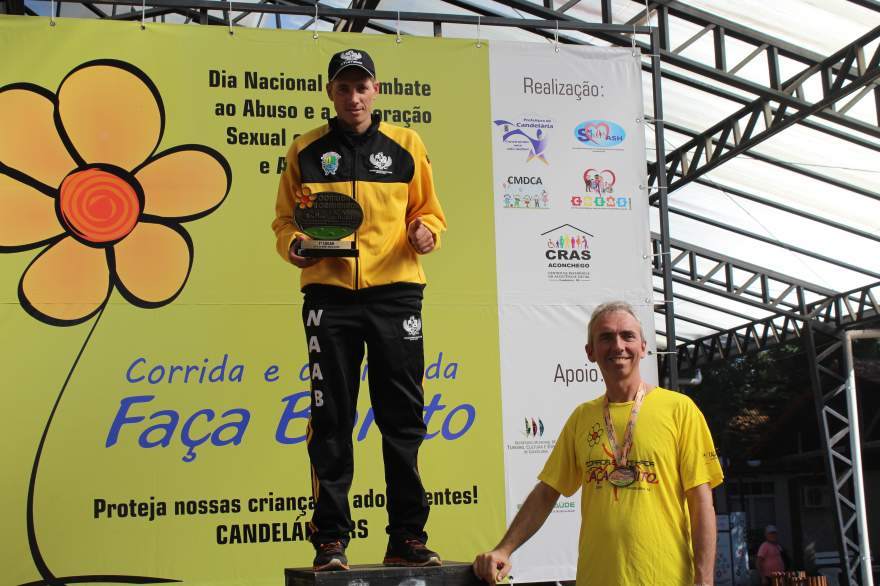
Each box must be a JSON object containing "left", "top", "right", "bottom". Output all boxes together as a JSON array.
[{"left": 474, "top": 301, "right": 724, "bottom": 586}]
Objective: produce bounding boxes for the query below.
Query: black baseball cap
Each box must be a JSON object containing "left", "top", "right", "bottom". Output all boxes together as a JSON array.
[{"left": 328, "top": 48, "right": 376, "bottom": 81}]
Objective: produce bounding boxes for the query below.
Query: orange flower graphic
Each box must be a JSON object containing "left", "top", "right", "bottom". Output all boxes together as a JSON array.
[
  {"left": 296, "top": 186, "right": 315, "bottom": 208},
  {"left": 0, "top": 59, "right": 231, "bottom": 326}
]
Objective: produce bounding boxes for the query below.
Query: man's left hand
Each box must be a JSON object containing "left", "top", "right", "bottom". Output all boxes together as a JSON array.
[{"left": 408, "top": 217, "right": 435, "bottom": 253}]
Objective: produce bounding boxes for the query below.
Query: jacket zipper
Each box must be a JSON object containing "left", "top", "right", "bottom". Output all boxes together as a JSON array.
[{"left": 352, "top": 146, "right": 360, "bottom": 291}]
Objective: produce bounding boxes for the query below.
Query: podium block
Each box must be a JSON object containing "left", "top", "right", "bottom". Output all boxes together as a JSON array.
[{"left": 285, "top": 563, "right": 483, "bottom": 586}]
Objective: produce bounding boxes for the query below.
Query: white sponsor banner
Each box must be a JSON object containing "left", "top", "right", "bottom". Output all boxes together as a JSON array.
[{"left": 489, "top": 41, "right": 657, "bottom": 582}]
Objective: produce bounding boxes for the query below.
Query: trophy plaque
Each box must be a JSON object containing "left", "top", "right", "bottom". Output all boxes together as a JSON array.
[{"left": 293, "top": 189, "right": 363, "bottom": 258}]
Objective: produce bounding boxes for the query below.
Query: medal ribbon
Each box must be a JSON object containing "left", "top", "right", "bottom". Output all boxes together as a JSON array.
[{"left": 602, "top": 382, "right": 647, "bottom": 468}]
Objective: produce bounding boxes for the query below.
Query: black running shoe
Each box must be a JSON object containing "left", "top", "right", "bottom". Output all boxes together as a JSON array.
[
  {"left": 313, "top": 540, "right": 349, "bottom": 571},
  {"left": 382, "top": 538, "right": 441, "bottom": 567}
]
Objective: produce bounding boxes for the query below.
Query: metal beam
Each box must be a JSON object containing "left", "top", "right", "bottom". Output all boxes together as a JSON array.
[
  {"left": 651, "top": 65, "right": 880, "bottom": 153},
  {"left": 649, "top": 26, "right": 678, "bottom": 389},
  {"left": 459, "top": 0, "right": 880, "bottom": 143},
  {"left": 440, "top": 0, "right": 880, "bottom": 157},
  {"left": 649, "top": 234, "right": 837, "bottom": 313},
  {"left": 109, "top": 6, "right": 175, "bottom": 20},
  {"left": 664, "top": 206, "right": 880, "bottom": 281},
  {"left": 686, "top": 176, "right": 880, "bottom": 245},
  {"left": 666, "top": 281, "right": 880, "bottom": 372},
  {"left": 649, "top": 26, "right": 880, "bottom": 199},
  {"left": 4, "top": 0, "right": 25, "bottom": 13},
  {"left": 660, "top": 121, "right": 880, "bottom": 203},
  {"left": 638, "top": 0, "right": 878, "bottom": 130},
  {"left": 333, "top": 0, "right": 379, "bottom": 33},
  {"left": 21, "top": 0, "right": 879, "bottom": 152},
  {"left": 847, "top": 0, "right": 880, "bottom": 11},
  {"left": 87, "top": 0, "right": 652, "bottom": 33},
  {"left": 653, "top": 286, "right": 759, "bottom": 322},
  {"left": 660, "top": 309, "right": 724, "bottom": 332},
  {"left": 803, "top": 323, "right": 873, "bottom": 586},
  {"left": 643, "top": 0, "right": 862, "bottom": 79},
  {"left": 81, "top": 1, "right": 108, "bottom": 17},
  {"left": 655, "top": 329, "right": 691, "bottom": 344}
]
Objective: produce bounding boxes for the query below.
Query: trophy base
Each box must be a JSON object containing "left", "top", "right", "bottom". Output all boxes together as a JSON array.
[{"left": 297, "top": 241, "right": 359, "bottom": 258}]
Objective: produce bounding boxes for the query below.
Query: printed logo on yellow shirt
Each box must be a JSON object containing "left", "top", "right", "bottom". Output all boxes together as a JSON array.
[
  {"left": 587, "top": 423, "right": 602, "bottom": 446},
  {"left": 584, "top": 433, "right": 661, "bottom": 501}
]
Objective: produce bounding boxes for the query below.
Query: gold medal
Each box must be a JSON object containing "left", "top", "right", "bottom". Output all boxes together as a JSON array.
[
  {"left": 608, "top": 466, "right": 637, "bottom": 487},
  {"left": 602, "top": 383, "right": 649, "bottom": 488}
]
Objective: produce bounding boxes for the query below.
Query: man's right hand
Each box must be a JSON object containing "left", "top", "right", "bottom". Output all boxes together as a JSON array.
[
  {"left": 472, "top": 549, "right": 512, "bottom": 584},
  {"left": 289, "top": 239, "right": 321, "bottom": 268}
]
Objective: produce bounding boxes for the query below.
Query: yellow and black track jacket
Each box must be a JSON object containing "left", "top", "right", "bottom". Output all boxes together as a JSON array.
[{"left": 273, "top": 114, "right": 447, "bottom": 291}]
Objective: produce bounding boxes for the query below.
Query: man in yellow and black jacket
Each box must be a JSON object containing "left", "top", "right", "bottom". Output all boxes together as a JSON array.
[{"left": 272, "top": 48, "right": 446, "bottom": 572}]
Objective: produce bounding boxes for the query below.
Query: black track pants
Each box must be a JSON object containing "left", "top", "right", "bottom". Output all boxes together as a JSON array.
[{"left": 302, "top": 283, "right": 430, "bottom": 546}]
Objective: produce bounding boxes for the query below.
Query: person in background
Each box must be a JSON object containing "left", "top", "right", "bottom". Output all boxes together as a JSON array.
[{"left": 757, "top": 525, "right": 786, "bottom": 584}]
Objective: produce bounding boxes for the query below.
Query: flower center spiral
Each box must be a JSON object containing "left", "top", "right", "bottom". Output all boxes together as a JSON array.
[{"left": 59, "top": 168, "right": 141, "bottom": 244}]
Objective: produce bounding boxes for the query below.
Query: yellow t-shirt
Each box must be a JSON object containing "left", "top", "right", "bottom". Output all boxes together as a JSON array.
[{"left": 538, "top": 387, "right": 723, "bottom": 586}]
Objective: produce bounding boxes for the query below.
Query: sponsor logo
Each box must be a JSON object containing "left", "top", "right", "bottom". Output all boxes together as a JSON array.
[
  {"left": 571, "top": 167, "right": 632, "bottom": 210},
  {"left": 493, "top": 117, "right": 553, "bottom": 163},
  {"left": 402, "top": 315, "right": 422, "bottom": 340},
  {"left": 552, "top": 499, "right": 578, "bottom": 513},
  {"left": 510, "top": 175, "right": 543, "bottom": 185},
  {"left": 540, "top": 224, "right": 593, "bottom": 282},
  {"left": 500, "top": 175, "right": 549, "bottom": 209},
  {"left": 321, "top": 151, "right": 341, "bottom": 175},
  {"left": 518, "top": 498, "right": 577, "bottom": 513},
  {"left": 506, "top": 415, "right": 554, "bottom": 455},
  {"left": 340, "top": 50, "right": 362, "bottom": 62},
  {"left": 573, "top": 119, "right": 626, "bottom": 149},
  {"left": 572, "top": 194, "right": 632, "bottom": 210},
  {"left": 524, "top": 417, "right": 544, "bottom": 438},
  {"left": 368, "top": 152, "right": 392, "bottom": 174}
]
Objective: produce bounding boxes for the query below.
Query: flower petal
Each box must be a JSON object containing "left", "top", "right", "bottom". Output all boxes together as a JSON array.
[
  {"left": 136, "top": 146, "right": 230, "bottom": 220},
  {"left": 0, "top": 173, "right": 64, "bottom": 249},
  {"left": 57, "top": 61, "right": 163, "bottom": 170},
  {"left": 0, "top": 85, "right": 76, "bottom": 188},
  {"left": 20, "top": 237, "right": 110, "bottom": 325},
  {"left": 114, "top": 221, "right": 192, "bottom": 306}
]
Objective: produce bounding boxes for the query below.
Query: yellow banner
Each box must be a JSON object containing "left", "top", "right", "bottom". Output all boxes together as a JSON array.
[{"left": 0, "top": 16, "right": 504, "bottom": 585}]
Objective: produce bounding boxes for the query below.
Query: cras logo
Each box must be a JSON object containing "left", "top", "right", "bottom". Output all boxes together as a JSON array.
[
  {"left": 500, "top": 175, "right": 549, "bottom": 209},
  {"left": 540, "top": 224, "right": 593, "bottom": 282},
  {"left": 573, "top": 119, "right": 626, "bottom": 149},
  {"left": 543, "top": 224, "right": 592, "bottom": 261},
  {"left": 493, "top": 117, "right": 553, "bottom": 163},
  {"left": 571, "top": 167, "right": 632, "bottom": 210}
]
